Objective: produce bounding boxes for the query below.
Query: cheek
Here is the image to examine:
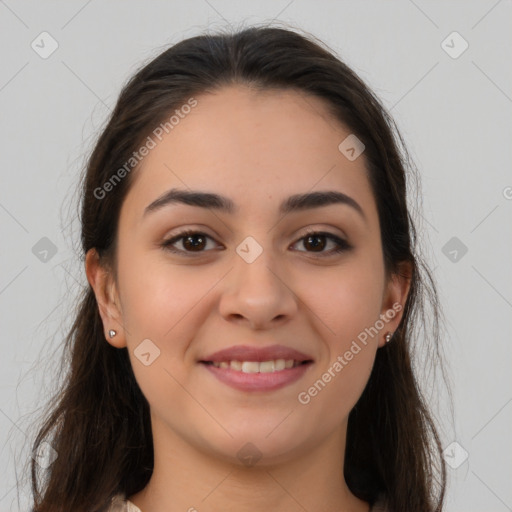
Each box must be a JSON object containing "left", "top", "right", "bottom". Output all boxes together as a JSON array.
[
  {"left": 296, "top": 268, "right": 381, "bottom": 423},
  {"left": 116, "top": 248, "right": 213, "bottom": 419},
  {"left": 304, "top": 257, "right": 385, "bottom": 348},
  {"left": 117, "top": 244, "right": 211, "bottom": 340},
  {"left": 296, "top": 344, "right": 375, "bottom": 436},
  {"left": 290, "top": 257, "right": 383, "bottom": 405}
]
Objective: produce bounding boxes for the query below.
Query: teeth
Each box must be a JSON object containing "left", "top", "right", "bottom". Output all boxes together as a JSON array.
[
  {"left": 210, "top": 359, "right": 299, "bottom": 373},
  {"left": 230, "top": 360, "right": 242, "bottom": 371},
  {"left": 275, "top": 359, "right": 286, "bottom": 371},
  {"left": 241, "top": 361, "right": 260, "bottom": 373},
  {"left": 259, "top": 360, "right": 275, "bottom": 373}
]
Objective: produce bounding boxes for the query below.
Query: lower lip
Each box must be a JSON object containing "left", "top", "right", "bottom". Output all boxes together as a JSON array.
[{"left": 201, "top": 362, "right": 313, "bottom": 392}]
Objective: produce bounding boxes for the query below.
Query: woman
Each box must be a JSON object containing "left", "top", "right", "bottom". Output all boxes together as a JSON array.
[{"left": 29, "top": 25, "right": 448, "bottom": 512}]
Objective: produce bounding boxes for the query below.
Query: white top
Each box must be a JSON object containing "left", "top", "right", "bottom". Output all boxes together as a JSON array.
[{"left": 108, "top": 493, "right": 142, "bottom": 512}]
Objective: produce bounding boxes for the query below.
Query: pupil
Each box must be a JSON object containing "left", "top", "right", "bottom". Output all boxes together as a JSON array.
[
  {"left": 184, "top": 235, "right": 205, "bottom": 251},
  {"left": 306, "top": 235, "right": 325, "bottom": 251}
]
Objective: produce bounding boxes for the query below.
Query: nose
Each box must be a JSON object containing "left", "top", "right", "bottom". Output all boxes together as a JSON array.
[{"left": 218, "top": 245, "right": 298, "bottom": 330}]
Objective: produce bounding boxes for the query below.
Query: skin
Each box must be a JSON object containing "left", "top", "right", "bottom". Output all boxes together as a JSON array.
[{"left": 86, "top": 85, "right": 411, "bottom": 512}]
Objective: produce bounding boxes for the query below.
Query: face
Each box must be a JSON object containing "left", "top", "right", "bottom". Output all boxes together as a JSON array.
[{"left": 87, "top": 85, "right": 409, "bottom": 466}]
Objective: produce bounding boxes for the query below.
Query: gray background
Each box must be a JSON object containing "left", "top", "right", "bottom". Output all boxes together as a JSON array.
[{"left": 1, "top": 1, "right": 511, "bottom": 511}]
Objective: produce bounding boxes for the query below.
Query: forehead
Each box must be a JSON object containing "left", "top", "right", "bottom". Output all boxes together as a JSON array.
[{"left": 121, "top": 85, "right": 377, "bottom": 225}]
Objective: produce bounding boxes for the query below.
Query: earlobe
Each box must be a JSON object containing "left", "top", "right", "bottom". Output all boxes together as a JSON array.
[{"left": 84, "top": 248, "right": 126, "bottom": 348}]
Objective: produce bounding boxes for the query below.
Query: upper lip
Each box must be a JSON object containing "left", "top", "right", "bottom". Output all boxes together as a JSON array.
[{"left": 200, "top": 344, "right": 314, "bottom": 363}]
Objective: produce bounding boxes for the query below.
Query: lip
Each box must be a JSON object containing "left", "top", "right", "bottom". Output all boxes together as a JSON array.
[
  {"left": 201, "top": 362, "right": 312, "bottom": 392},
  {"left": 199, "top": 344, "right": 314, "bottom": 392},
  {"left": 200, "top": 344, "right": 314, "bottom": 363}
]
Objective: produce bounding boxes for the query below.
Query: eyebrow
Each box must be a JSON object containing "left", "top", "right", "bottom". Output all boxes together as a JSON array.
[{"left": 143, "top": 188, "right": 366, "bottom": 221}]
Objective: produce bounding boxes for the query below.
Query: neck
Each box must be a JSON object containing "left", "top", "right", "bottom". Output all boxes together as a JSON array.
[{"left": 129, "top": 416, "right": 369, "bottom": 512}]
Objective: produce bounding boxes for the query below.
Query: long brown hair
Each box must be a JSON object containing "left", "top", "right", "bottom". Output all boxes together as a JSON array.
[{"left": 24, "top": 24, "right": 451, "bottom": 512}]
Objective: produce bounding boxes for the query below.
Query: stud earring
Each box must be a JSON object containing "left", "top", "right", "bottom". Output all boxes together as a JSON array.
[
  {"left": 385, "top": 332, "right": 393, "bottom": 343},
  {"left": 108, "top": 329, "right": 117, "bottom": 338}
]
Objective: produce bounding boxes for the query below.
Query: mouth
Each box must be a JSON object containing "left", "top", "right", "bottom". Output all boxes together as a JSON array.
[
  {"left": 198, "top": 344, "right": 314, "bottom": 392},
  {"left": 200, "top": 359, "right": 311, "bottom": 372}
]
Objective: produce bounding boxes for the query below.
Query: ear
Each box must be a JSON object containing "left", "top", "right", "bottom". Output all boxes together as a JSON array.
[
  {"left": 85, "top": 248, "right": 126, "bottom": 348},
  {"left": 377, "top": 261, "right": 412, "bottom": 348}
]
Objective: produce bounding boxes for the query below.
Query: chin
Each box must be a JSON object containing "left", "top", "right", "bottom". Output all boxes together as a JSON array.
[{"left": 194, "top": 420, "right": 318, "bottom": 468}]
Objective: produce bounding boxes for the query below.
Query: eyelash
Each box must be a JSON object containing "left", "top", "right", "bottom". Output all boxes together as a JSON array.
[{"left": 161, "top": 228, "right": 352, "bottom": 257}]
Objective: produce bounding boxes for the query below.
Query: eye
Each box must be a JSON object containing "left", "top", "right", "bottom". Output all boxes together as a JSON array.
[
  {"left": 291, "top": 230, "right": 352, "bottom": 256},
  {"left": 161, "top": 230, "right": 220, "bottom": 255}
]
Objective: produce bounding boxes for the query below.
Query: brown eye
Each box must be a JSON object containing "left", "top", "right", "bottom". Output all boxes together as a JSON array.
[
  {"left": 182, "top": 233, "right": 207, "bottom": 251},
  {"left": 303, "top": 234, "right": 327, "bottom": 252},
  {"left": 162, "top": 230, "right": 218, "bottom": 255},
  {"left": 292, "top": 231, "right": 352, "bottom": 256}
]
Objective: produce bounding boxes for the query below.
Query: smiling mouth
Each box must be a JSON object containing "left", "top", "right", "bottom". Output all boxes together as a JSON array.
[
  {"left": 200, "top": 359, "right": 312, "bottom": 373},
  {"left": 198, "top": 344, "right": 314, "bottom": 391}
]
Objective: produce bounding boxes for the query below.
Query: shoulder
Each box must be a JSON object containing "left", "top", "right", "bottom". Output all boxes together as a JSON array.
[{"left": 106, "top": 493, "right": 143, "bottom": 512}]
